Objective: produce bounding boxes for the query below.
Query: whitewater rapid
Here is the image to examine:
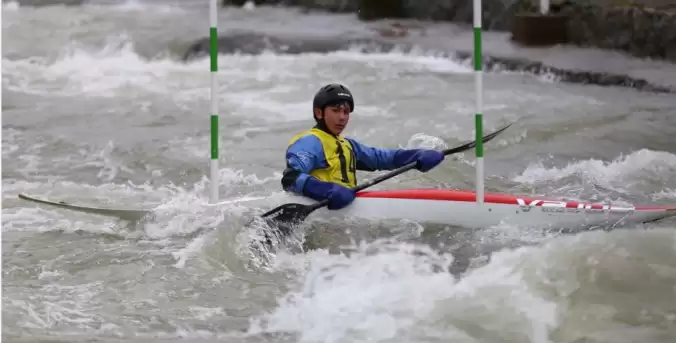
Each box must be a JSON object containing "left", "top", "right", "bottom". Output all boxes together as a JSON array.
[{"left": 3, "top": 1, "right": 676, "bottom": 342}]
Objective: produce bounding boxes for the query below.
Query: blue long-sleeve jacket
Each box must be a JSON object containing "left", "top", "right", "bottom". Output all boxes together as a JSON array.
[{"left": 281, "top": 133, "right": 422, "bottom": 199}]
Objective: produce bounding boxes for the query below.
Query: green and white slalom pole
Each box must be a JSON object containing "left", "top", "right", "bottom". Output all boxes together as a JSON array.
[
  {"left": 473, "top": 0, "right": 484, "bottom": 204},
  {"left": 209, "top": 0, "right": 219, "bottom": 204}
]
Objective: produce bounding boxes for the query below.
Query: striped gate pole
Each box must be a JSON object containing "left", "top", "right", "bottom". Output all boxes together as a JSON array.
[
  {"left": 473, "top": 0, "right": 484, "bottom": 203},
  {"left": 209, "top": 0, "right": 219, "bottom": 203}
]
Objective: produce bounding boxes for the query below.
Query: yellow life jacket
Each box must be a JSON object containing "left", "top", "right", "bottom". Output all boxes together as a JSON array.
[{"left": 288, "top": 128, "right": 357, "bottom": 188}]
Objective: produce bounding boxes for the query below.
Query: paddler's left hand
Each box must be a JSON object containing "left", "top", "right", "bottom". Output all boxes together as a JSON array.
[{"left": 414, "top": 149, "right": 444, "bottom": 172}]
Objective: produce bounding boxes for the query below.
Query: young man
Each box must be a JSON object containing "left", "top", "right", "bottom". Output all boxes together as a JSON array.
[{"left": 281, "top": 83, "right": 445, "bottom": 210}]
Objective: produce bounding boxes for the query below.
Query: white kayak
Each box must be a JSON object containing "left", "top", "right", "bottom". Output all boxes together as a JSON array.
[
  {"left": 253, "top": 188, "right": 676, "bottom": 230},
  {"left": 18, "top": 188, "right": 676, "bottom": 231},
  {"left": 338, "top": 189, "right": 676, "bottom": 229}
]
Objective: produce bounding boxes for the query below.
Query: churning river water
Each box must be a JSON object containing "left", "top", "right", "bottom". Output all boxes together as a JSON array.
[{"left": 3, "top": 1, "right": 676, "bottom": 342}]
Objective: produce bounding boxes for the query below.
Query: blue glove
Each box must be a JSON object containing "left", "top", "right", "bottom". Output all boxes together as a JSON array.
[
  {"left": 302, "top": 177, "right": 356, "bottom": 210},
  {"left": 414, "top": 149, "right": 444, "bottom": 172},
  {"left": 392, "top": 149, "right": 445, "bottom": 172}
]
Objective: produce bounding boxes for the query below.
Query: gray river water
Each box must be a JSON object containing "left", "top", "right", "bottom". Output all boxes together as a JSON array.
[{"left": 3, "top": 1, "right": 676, "bottom": 342}]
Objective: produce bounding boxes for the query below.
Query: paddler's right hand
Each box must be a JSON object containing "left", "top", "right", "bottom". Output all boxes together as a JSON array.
[
  {"left": 302, "top": 177, "right": 356, "bottom": 210},
  {"left": 324, "top": 184, "right": 356, "bottom": 210}
]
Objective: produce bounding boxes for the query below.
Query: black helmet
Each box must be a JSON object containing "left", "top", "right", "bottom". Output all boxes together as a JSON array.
[{"left": 312, "top": 83, "right": 354, "bottom": 114}]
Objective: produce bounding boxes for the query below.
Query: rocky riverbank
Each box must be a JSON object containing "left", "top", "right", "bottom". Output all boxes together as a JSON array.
[{"left": 223, "top": 0, "right": 676, "bottom": 63}]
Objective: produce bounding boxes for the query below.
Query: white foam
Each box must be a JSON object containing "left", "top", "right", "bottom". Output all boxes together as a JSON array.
[
  {"left": 513, "top": 149, "right": 676, "bottom": 192},
  {"left": 242, "top": 0, "right": 256, "bottom": 11},
  {"left": 249, "top": 239, "right": 560, "bottom": 342},
  {"left": 101, "top": 0, "right": 186, "bottom": 13},
  {"left": 3, "top": 166, "right": 280, "bottom": 236},
  {"left": 404, "top": 133, "right": 449, "bottom": 150},
  {"left": 2, "top": 38, "right": 473, "bottom": 110},
  {"left": 5, "top": 280, "right": 109, "bottom": 334},
  {"left": 330, "top": 45, "right": 473, "bottom": 74},
  {"left": 652, "top": 188, "right": 676, "bottom": 201},
  {"left": 2, "top": 0, "right": 19, "bottom": 11}
]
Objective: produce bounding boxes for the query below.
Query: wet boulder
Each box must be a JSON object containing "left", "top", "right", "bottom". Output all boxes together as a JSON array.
[
  {"left": 357, "top": 0, "right": 407, "bottom": 21},
  {"left": 221, "top": 0, "right": 285, "bottom": 6},
  {"left": 511, "top": 10, "right": 568, "bottom": 46},
  {"left": 286, "top": 0, "right": 359, "bottom": 13}
]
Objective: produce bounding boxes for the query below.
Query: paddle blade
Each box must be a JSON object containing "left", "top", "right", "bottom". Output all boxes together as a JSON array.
[
  {"left": 260, "top": 203, "right": 315, "bottom": 225},
  {"left": 253, "top": 203, "right": 316, "bottom": 246},
  {"left": 442, "top": 122, "right": 512, "bottom": 156}
]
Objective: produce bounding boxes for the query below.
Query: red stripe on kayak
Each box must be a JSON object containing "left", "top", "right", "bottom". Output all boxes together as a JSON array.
[
  {"left": 356, "top": 189, "right": 676, "bottom": 211},
  {"left": 357, "top": 189, "right": 519, "bottom": 204}
]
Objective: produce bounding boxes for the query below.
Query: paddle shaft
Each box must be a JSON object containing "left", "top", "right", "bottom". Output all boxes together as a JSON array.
[{"left": 299, "top": 123, "right": 512, "bottom": 213}]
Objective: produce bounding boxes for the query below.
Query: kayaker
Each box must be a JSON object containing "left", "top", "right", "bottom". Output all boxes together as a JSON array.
[{"left": 281, "top": 83, "right": 445, "bottom": 210}]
